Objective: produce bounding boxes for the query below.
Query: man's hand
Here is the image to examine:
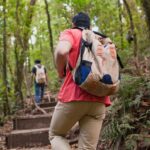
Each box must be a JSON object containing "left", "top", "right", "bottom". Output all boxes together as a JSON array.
[{"left": 57, "top": 66, "right": 66, "bottom": 79}]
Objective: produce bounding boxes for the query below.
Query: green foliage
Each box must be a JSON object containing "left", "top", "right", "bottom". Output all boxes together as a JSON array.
[
  {"left": 118, "top": 75, "right": 144, "bottom": 110},
  {"left": 125, "top": 134, "right": 150, "bottom": 150},
  {"left": 101, "top": 75, "right": 150, "bottom": 149},
  {"left": 48, "top": 70, "right": 60, "bottom": 93},
  {"left": 30, "top": 49, "right": 43, "bottom": 63}
]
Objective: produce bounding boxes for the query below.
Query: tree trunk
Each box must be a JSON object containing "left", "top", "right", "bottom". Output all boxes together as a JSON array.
[
  {"left": 44, "top": 0, "right": 55, "bottom": 66},
  {"left": 14, "top": 0, "right": 37, "bottom": 107},
  {"left": 118, "top": 0, "right": 124, "bottom": 50},
  {"left": 123, "top": 0, "right": 140, "bottom": 74},
  {"left": 2, "top": 0, "right": 10, "bottom": 115},
  {"left": 14, "top": 0, "right": 24, "bottom": 107},
  {"left": 141, "top": 0, "right": 150, "bottom": 36}
]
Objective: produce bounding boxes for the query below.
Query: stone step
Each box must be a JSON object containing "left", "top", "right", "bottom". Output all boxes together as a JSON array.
[
  {"left": 39, "top": 101, "right": 57, "bottom": 108},
  {"left": 6, "top": 128, "right": 49, "bottom": 149},
  {"left": 6, "top": 128, "right": 78, "bottom": 149},
  {"left": 13, "top": 114, "right": 52, "bottom": 130}
]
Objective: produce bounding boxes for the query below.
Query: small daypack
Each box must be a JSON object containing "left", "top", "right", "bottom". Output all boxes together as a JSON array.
[
  {"left": 70, "top": 29, "right": 121, "bottom": 97},
  {"left": 35, "top": 65, "right": 46, "bottom": 84}
]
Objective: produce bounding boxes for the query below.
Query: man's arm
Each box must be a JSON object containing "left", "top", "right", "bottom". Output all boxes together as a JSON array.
[{"left": 55, "top": 41, "right": 72, "bottom": 78}]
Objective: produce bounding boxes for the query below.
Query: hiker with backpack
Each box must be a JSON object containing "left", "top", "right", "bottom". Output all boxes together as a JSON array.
[
  {"left": 31, "top": 59, "right": 48, "bottom": 104},
  {"left": 49, "top": 12, "right": 120, "bottom": 150}
]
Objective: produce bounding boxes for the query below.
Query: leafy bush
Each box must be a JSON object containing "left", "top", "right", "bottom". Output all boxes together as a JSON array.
[{"left": 101, "top": 75, "right": 150, "bottom": 149}]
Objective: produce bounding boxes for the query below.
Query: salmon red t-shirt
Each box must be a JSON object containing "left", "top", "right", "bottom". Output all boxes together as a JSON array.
[{"left": 57, "top": 29, "right": 111, "bottom": 106}]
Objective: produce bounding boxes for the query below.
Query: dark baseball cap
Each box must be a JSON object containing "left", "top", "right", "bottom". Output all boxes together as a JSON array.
[
  {"left": 34, "top": 59, "right": 41, "bottom": 64},
  {"left": 72, "top": 12, "right": 90, "bottom": 29}
]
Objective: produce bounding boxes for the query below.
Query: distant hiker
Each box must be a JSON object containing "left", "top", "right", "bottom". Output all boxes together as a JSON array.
[
  {"left": 49, "top": 12, "right": 112, "bottom": 150},
  {"left": 31, "top": 59, "right": 48, "bottom": 104}
]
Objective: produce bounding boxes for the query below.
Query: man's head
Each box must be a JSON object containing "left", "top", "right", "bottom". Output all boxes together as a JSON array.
[
  {"left": 72, "top": 12, "right": 90, "bottom": 29},
  {"left": 34, "top": 59, "right": 41, "bottom": 64}
]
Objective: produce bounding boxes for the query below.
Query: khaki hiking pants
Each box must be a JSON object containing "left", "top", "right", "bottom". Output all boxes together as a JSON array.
[{"left": 49, "top": 101, "right": 106, "bottom": 150}]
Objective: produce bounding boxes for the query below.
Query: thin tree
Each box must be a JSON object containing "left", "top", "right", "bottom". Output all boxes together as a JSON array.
[
  {"left": 141, "top": 0, "right": 150, "bottom": 36},
  {"left": 2, "top": 0, "right": 10, "bottom": 115},
  {"left": 118, "top": 0, "right": 124, "bottom": 50},
  {"left": 14, "top": 0, "right": 37, "bottom": 107},
  {"left": 123, "top": 0, "right": 140, "bottom": 74},
  {"left": 44, "top": 0, "right": 55, "bottom": 66}
]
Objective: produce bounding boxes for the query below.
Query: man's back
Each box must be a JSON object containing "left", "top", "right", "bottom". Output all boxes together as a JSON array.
[
  {"left": 32, "top": 64, "right": 46, "bottom": 81},
  {"left": 57, "top": 28, "right": 111, "bottom": 106},
  {"left": 34, "top": 65, "right": 46, "bottom": 84}
]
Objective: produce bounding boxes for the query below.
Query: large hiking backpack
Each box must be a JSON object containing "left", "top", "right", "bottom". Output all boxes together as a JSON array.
[
  {"left": 71, "top": 29, "right": 121, "bottom": 97},
  {"left": 35, "top": 65, "right": 46, "bottom": 84}
]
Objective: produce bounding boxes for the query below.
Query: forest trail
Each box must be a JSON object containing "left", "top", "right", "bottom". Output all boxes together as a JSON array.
[
  {"left": 1, "top": 91, "right": 78, "bottom": 150},
  {"left": 0, "top": 87, "right": 150, "bottom": 150}
]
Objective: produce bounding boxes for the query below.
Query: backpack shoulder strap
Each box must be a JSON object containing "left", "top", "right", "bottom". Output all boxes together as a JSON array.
[
  {"left": 117, "top": 54, "right": 124, "bottom": 68},
  {"left": 93, "top": 31, "right": 107, "bottom": 38},
  {"left": 34, "top": 65, "right": 38, "bottom": 69},
  {"left": 72, "top": 27, "right": 84, "bottom": 31}
]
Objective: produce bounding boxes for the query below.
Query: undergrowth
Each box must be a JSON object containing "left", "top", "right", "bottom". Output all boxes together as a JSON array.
[{"left": 101, "top": 74, "right": 150, "bottom": 150}]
